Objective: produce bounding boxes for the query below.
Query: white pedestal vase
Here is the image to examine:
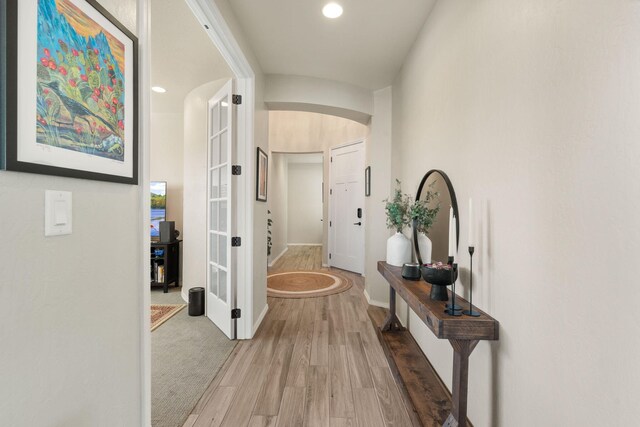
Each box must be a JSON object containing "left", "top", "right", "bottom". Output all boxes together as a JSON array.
[
  {"left": 417, "top": 232, "right": 432, "bottom": 264},
  {"left": 386, "top": 232, "right": 411, "bottom": 267}
]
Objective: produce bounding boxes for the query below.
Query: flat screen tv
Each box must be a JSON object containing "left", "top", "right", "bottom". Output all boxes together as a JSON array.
[{"left": 150, "top": 181, "right": 167, "bottom": 241}]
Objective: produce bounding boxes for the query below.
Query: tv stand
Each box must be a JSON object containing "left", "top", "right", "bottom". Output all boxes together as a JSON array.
[{"left": 150, "top": 240, "right": 182, "bottom": 293}]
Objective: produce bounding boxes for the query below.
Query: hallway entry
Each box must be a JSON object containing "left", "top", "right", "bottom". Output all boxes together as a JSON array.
[{"left": 268, "top": 153, "right": 324, "bottom": 268}]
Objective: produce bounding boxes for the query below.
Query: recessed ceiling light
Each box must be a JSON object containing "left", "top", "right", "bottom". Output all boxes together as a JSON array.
[
  {"left": 151, "top": 86, "right": 166, "bottom": 93},
  {"left": 322, "top": 2, "right": 343, "bottom": 19}
]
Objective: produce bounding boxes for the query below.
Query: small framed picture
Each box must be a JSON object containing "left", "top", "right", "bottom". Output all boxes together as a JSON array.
[
  {"left": 365, "top": 166, "right": 371, "bottom": 197},
  {"left": 3, "top": 0, "right": 138, "bottom": 184},
  {"left": 256, "top": 147, "right": 268, "bottom": 202}
]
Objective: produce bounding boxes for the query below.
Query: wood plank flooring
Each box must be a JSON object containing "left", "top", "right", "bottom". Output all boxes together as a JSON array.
[{"left": 186, "top": 246, "right": 414, "bottom": 427}]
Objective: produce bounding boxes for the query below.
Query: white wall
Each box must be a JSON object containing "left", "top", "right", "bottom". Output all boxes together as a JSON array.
[
  {"left": 269, "top": 111, "right": 368, "bottom": 265},
  {"left": 182, "top": 79, "right": 229, "bottom": 298},
  {"left": 364, "top": 87, "right": 394, "bottom": 306},
  {"left": 268, "top": 153, "right": 288, "bottom": 264},
  {"left": 287, "top": 162, "right": 323, "bottom": 244},
  {"left": 0, "top": 1, "right": 143, "bottom": 425},
  {"left": 393, "top": 1, "right": 640, "bottom": 425},
  {"left": 151, "top": 112, "right": 184, "bottom": 235}
]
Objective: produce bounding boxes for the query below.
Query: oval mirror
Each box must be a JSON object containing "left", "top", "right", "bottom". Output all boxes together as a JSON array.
[{"left": 413, "top": 170, "right": 459, "bottom": 265}]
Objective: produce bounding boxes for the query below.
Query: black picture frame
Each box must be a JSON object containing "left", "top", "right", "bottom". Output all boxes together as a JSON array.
[
  {"left": 256, "top": 147, "right": 268, "bottom": 202},
  {"left": 2, "top": 0, "right": 139, "bottom": 184},
  {"left": 365, "top": 166, "right": 371, "bottom": 197}
]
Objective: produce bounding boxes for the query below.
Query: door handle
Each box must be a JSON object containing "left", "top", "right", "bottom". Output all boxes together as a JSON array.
[{"left": 353, "top": 222, "right": 362, "bottom": 226}]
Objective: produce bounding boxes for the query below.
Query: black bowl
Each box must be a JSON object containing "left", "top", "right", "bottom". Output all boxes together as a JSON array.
[{"left": 421, "top": 266, "right": 457, "bottom": 286}]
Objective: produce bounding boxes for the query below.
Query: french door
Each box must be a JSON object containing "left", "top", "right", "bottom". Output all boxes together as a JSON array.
[{"left": 206, "top": 80, "right": 235, "bottom": 339}]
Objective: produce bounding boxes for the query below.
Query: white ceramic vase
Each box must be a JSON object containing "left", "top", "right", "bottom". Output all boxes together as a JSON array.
[
  {"left": 386, "top": 232, "right": 411, "bottom": 267},
  {"left": 417, "top": 232, "right": 432, "bottom": 264}
]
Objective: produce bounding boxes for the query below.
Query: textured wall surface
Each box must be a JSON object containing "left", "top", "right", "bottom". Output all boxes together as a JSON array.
[
  {"left": 0, "top": 1, "right": 142, "bottom": 425},
  {"left": 393, "top": 1, "right": 640, "bottom": 425}
]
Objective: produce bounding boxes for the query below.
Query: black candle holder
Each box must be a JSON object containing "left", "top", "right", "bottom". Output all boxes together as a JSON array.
[
  {"left": 444, "top": 263, "right": 462, "bottom": 316},
  {"left": 421, "top": 263, "right": 457, "bottom": 301},
  {"left": 445, "top": 256, "right": 462, "bottom": 312},
  {"left": 463, "top": 246, "right": 480, "bottom": 317}
]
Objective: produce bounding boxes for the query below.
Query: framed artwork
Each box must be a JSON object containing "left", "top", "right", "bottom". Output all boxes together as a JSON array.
[
  {"left": 3, "top": 0, "right": 138, "bottom": 184},
  {"left": 365, "top": 166, "right": 371, "bottom": 197},
  {"left": 256, "top": 147, "right": 268, "bottom": 202}
]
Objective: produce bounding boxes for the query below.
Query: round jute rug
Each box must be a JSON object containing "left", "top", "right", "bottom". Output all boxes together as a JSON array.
[{"left": 267, "top": 270, "right": 352, "bottom": 298}]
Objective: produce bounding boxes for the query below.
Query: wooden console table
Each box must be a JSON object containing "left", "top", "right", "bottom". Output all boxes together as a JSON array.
[{"left": 377, "top": 261, "right": 499, "bottom": 427}]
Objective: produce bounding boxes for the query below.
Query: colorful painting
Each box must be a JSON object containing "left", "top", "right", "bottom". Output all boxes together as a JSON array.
[
  {"left": 36, "top": 0, "right": 125, "bottom": 160},
  {"left": 3, "top": 0, "right": 138, "bottom": 184}
]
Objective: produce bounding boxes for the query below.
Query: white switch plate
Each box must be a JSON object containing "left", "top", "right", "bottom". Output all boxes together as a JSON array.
[{"left": 45, "top": 190, "right": 72, "bottom": 236}]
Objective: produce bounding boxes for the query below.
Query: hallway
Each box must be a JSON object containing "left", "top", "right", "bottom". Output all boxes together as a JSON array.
[{"left": 184, "top": 247, "right": 412, "bottom": 426}]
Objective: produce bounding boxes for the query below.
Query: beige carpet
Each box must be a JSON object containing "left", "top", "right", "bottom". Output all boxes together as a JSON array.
[
  {"left": 151, "top": 289, "right": 236, "bottom": 427},
  {"left": 267, "top": 270, "right": 352, "bottom": 298},
  {"left": 151, "top": 304, "right": 186, "bottom": 331}
]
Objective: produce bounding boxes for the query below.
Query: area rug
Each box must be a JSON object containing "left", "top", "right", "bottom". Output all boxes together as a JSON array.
[
  {"left": 267, "top": 270, "right": 352, "bottom": 298},
  {"left": 151, "top": 304, "right": 186, "bottom": 331}
]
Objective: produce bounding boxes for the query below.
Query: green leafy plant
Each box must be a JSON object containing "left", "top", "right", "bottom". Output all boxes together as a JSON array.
[
  {"left": 410, "top": 184, "right": 440, "bottom": 234},
  {"left": 384, "top": 180, "right": 412, "bottom": 233},
  {"left": 267, "top": 210, "right": 273, "bottom": 256}
]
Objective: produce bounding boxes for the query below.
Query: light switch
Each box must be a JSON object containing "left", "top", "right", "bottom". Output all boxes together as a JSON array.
[{"left": 45, "top": 190, "right": 72, "bottom": 236}]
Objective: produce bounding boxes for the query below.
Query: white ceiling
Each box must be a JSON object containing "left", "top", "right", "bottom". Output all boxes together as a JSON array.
[
  {"left": 151, "top": 0, "right": 232, "bottom": 113},
  {"left": 227, "top": 0, "right": 437, "bottom": 90}
]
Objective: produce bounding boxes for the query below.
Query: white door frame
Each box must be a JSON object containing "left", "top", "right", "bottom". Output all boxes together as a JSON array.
[
  {"left": 139, "top": 0, "right": 256, "bottom": 424},
  {"left": 328, "top": 139, "right": 366, "bottom": 274},
  {"left": 185, "top": 0, "right": 255, "bottom": 341}
]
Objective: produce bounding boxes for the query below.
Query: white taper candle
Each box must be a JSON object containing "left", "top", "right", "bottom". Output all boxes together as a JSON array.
[
  {"left": 468, "top": 198, "right": 474, "bottom": 247},
  {"left": 448, "top": 206, "right": 454, "bottom": 257}
]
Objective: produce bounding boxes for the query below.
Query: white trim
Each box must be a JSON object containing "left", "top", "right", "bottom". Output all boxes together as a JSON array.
[
  {"left": 331, "top": 137, "right": 368, "bottom": 151},
  {"left": 364, "top": 289, "right": 390, "bottom": 309},
  {"left": 137, "top": 0, "right": 151, "bottom": 425},
  {"left": 268, "top": 246, "right": 288, "bottom": 267},
  {"left": 185, "top": 0, "right": 256, "bottom": 340},
  {"left": 253, "top": 303, "right": 269, "bottom": 335},
  {"left": 287, "top": 243, "right": 322, "bottom": 246},
  {"left": 363, "top": 289, "right": 407, "bottom": 327},
  {"left": 321, "top": 263, "right": 330, "bottom": 268}
]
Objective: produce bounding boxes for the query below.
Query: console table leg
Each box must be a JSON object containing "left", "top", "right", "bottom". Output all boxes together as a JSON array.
[
  {"left": 445, "top": 339, "right": 479, "bottom": 427},
  {"left": 381, "top": 286, "right": 403, "bottom": 331}
]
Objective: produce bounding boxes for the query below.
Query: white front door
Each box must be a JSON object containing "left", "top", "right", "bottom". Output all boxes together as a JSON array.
[
  {"left": 329, "top": 141, "right": 365, "bottom": 274},
  {"left": 206, "top": 80, "right": 235, "bottom": 339}
]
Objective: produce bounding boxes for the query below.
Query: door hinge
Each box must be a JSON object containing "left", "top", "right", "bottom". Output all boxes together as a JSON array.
[
  {"left": 329, "top": 253, "right": 332, "bottom": 259},
  {"left": 231, "top": 308, "right": 241, "bottom": 319},
  {"left": 231, "top": 237, "right": 242, "bottom": 247},
  {"left": 331, "top": 157, "right": 333, "bottom": 162},
  {"left": 232, "top": 165, "right": 242, "bottom": 175},
  {"left": 330, "top": 189, "right": 332, "bottom": 195},
  {"left": 232, "top": 94, "right": 242, "bottom": 105},
  {"left": 330, "top": 221, "right": 332, "bottom": 227}
]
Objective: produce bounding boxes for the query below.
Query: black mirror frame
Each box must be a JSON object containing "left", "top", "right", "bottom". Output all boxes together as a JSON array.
[{"left": 413, "top": 169, "right": 459, "bottom": 265}]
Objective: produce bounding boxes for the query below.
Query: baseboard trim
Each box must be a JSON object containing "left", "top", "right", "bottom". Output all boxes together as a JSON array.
[
  {"left": 268, "top": 246, "right": 288, "bottom": 267},
  {"left": 287, "top": 243, "right": 322, "bottom": 246},
  {"left": 322, "top": 263, "right": 329, "bottom": 268},
  {"left": 364, "top": 289, "right": 390, "bottom": 309},
  {"left": 252, "top": 303, "right": 269, "bottom": 336}
]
